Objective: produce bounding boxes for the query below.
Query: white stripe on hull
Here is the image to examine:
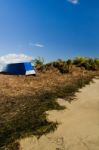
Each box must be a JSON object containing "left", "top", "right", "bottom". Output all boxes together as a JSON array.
[{"left": 26, "top": 70, "right": 36, "bottom": 75}]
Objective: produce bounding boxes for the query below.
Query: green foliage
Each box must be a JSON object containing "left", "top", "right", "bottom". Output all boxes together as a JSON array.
[
  {"left": 33, "top": 57, "right": 44, "bottom": 71},
  {"left": 32, "top": 56, "right": 99, "bottom": 72},
  {"left": 66, "top": 59, "right": 72, "bottom": 72},
  {"left": 52, "top": 59, "right": 72, "bottom": 73},
  {"left": 73, "top": 56, "right": 99, "bottom": 71},
  {"left": 33, "top": 57, "right": 44, "bottom": 66},
  {"left": 73, "top": 56, "right": 87, "bottom": 66},
  {"left": 94, "top": 58, "right": 99, "bottom": 70}
]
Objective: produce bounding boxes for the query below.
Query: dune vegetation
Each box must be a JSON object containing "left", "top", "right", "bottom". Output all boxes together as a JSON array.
[{"left": 33, "top": 56, "right": 99, "bottom": 73}]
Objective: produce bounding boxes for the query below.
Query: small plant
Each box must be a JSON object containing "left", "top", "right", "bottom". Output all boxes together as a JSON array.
[
  {"left": 73, "top": 56, "right": 99, "bottom": 71},
  {"left": 73, "top": 56, "right": 87, "bottom": 66},
  {"left": 53, "top": 59, "right": 72, "bottom": 73},
  {"left": 33, "top": 57, "right": 44, "bottom": 71},
  {"left": 66, "top": 59, "right": 72, "bottom": 72},
  {"left": 94, "top": 58, "right": 99, "bottom": 70}
]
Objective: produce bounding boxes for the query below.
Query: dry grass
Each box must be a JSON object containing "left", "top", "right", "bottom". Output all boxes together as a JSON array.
[{"left": 0, "top": 66, "right": 99, "bottom": 149}]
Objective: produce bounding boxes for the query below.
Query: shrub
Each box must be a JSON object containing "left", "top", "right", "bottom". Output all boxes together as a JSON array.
[
  {"left": 73, "top": 56, "right": 87, "bottom": 66},
  {"left": 53, "top": 59, "right": 72, "bottom": 73},
  {"left": 73, "top": 57, "right": 99, "bottom": 71},
  {"left": 33, "top": 57, "right": 44, "bottom": 71},
  {"left": 66, "top": 59, "right": 72, "bottom": 72}
]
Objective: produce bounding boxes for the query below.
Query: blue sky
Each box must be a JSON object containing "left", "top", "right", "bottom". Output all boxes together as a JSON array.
[{"left": 0, "top": 0, "right": 99, "bottom": 62}]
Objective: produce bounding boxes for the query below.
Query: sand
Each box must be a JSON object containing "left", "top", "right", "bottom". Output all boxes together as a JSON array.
[{"left": 20, "top": 78, "right": 99, "bottom": 150}]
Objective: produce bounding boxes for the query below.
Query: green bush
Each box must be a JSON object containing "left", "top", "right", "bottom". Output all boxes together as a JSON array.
[
  {"left": 33, "top": 57, "right": 44, "bottom": 71},
  {"left": 52, "top": 59, "right": 72, "bottom": 73},
  {"left": 73, "top": 56, "right": 87, "bottom": 66},
  {"left": 73, "top": 57, "right": 99, "bottom": 71}
]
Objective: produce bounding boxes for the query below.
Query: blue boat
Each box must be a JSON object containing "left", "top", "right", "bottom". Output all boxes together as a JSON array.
[{"left": 4, "top": 62, "right": 36, "bottom": 75}]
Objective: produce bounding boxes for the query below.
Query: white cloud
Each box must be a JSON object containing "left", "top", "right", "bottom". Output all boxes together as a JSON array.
[
  {"left": 29, "top": 42, "right": 44, "bottom": 48},
  {"left": 67, "top": 0, "right": 79, "bottom": 4},
  {"left": 0, "top": 54, "right": 33, "bottom": 71}
]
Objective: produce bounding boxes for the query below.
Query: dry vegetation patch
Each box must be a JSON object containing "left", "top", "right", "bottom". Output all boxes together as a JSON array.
[{"left": 0, "top": 66, "right": 99, "bottom": 149}]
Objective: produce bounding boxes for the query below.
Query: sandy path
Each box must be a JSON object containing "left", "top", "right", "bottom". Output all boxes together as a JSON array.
[{"left": 20, "top": 78, "right": 99, "bottom": 150}]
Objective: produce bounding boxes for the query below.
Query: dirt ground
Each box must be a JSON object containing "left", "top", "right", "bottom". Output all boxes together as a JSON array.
[{"left": 20, "top": 78, "right": 99, "bottom": 150}]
